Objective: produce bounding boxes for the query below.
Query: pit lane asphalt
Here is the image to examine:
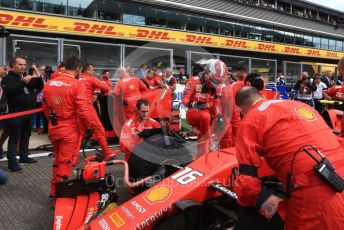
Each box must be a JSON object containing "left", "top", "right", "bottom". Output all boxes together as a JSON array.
[{"left": 0, "top": 133, "right": 199, "bottom": 230}]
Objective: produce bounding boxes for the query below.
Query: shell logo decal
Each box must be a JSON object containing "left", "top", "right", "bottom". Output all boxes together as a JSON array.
[
  {"left": 295, "top": 107, "right": 316, "bottom": 121},
  {"left": 143, "top": 185, "right": 172, "bottom": 205},
  {"left": 52, "top": 96, "right": 62, "bottom": 105}
]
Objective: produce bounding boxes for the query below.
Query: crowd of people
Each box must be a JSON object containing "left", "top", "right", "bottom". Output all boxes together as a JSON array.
[
  {"left": 291, "top": 69, "right": 344, "bottom": 115},
  {"left": 235, "top": 0, "right": 343, "bottom": 26}
]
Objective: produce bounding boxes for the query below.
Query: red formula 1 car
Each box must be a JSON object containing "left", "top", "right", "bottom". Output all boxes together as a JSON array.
[{"left": 53, "top": 145, "right": 275, "bottom": 230}]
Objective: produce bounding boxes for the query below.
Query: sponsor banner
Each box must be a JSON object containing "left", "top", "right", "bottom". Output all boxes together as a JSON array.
[{"left": 1, "top": 9, "right": 343, "bottom": 59}]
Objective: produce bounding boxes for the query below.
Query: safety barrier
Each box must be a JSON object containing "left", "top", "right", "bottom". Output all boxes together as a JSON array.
[
  {"left": 0, "top": 108, "right": 43, "bottom": 120},
  {"left": 0, "top": 108, "right": 117, "bottom": 138}
]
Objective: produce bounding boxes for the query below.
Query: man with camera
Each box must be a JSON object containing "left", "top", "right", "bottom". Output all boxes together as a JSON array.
[
  {"left": 1, "top": 56, "right": 44, "bottom": 172},
  {"left": 294, "top": 71, "right": 316, "bottom": 106}
]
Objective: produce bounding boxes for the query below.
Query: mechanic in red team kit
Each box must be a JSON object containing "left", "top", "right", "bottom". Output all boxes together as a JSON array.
[
  {"left": 144, "top": 69, "right": 164, "bottom": 88},
  {"left": 182, "top": 59, "right": 228, "bottom": 157},
  {"left": 231, "top": 67, "right": 247, "bottom": 146},
  {"left": 119, "top": 98, "right": 160, "bottom": 161},
  {"left": 42, "top": 57, "right": 92, "bottom": 197},
  {"left": 50, "top": 62, "right": 65, "bottom": 80},
  {"left": 323, "top": 57, "right": 344, "bottom": 137},
  {"left": 113, "top": 67, "right": 148, "bottom": 120},
  {"left": 234, "top": 86, "right": 344, "bottom": 230},
  {"left": 101, "top": 69, "right": 113, "bottom": 92},
  {"left": 79, "top": 63, "right": 113, "bottom": 159}
]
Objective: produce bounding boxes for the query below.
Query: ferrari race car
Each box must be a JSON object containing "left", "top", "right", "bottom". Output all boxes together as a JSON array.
[{"left": 53, "top": 144, "right": 276, "bottom": 230}]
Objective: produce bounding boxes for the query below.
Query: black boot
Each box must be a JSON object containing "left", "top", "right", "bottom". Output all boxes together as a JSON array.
[{"left": 8, "top": 160, "right": 23, "bottom": 173}]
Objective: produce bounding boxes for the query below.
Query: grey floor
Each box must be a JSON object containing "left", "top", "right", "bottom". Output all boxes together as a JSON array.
[{"left": 0, "top": 134, "right": 198, "bottom": 230}]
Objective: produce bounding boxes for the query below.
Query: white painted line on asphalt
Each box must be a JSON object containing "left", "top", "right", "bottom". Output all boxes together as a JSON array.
[{"left": 0, "top": 145, "right": 119, "bottom": 162}]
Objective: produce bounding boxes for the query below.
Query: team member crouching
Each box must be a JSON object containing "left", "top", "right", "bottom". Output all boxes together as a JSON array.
[
  {"left": 42, "top": 57, "right": 93, "bottom": 198},
  {"left": 182, "top": 59, "right": 229, "bottom": 157},
  {"left": 233, "top": 86, "right": 344, "bottom": 229},
  {"left": 119, "top": 99, "right": 160, "bottom": 161}
]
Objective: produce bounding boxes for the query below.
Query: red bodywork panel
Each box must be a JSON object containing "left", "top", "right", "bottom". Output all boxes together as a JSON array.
[
  {"left": 53, "top": 192, "right": 100, "bottom": 230},
  {"left": 142, "top": 89, "right": 172, "bottom": 120},
  {"left": 109, "top": 88, "right": 173, "bottom": 138},
  {"left": 86, "top": 148, "right": 273, "bottom": 230},
  {"left": 322, "top": 109, "right": 343, "bottom": 131},
  {"left": 260, "top": 89, "right": 280, "bottom": 100}
]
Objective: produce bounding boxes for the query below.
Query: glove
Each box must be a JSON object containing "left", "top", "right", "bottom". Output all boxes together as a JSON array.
[
  {"left": 216, "top": 114, "right": 224, "bottom": 131},
  {"left": 95, "top": 153, "right": 104, "bottom": 162},
  {"left": 138, "top": 128, "right": 162, "bottom": 139},
  {"left": 138, "top": 129, "right": 153, "bottom": 138},
  {"left": 123, "top": 100, "right": 128, "bottom": 106},
  {"left": 85, "top": 128, "right": 94, "bottom": 139}
]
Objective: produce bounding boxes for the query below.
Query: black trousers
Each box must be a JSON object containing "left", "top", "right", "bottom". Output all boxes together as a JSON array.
[
  {"left": 5, "top": 115, "right": 32, "bottom": 162},
  {"left": 313, "top": 98, "right": 325, "bottom": 114},
  {"left": 98, "top": 95, "right": 113, "bottom": 131}
]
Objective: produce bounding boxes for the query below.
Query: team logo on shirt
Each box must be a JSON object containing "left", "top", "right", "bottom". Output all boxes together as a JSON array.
[
  {"left": 51, "top": 96, "right": 62, "bottom": 105},
  {"left": 295, "top": 107, "right": 316, "bottom": 121},
  {"left": 195, "top": 84, "right": 202, "bottom": 92}
]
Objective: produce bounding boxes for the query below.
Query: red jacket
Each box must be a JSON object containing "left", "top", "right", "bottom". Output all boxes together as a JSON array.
[
  {"left": 42, "top": 73, "right": 91, "bottom": 130},
  {"left": 50, "top": 68, "right": 65, "bottom": 80},
  {"left": 325, "top": 85, "right": 344, "bottom": 101},
  {"left": 234, "top": 99, "right": 344, "bottom": 228},
  {"left": 79, "top": 73, "right": 110, "bottom": 105},
  {"left": 103, "top": 78, "right": 112, "bottom": 88},
  {"left": 182, "top": 76, "right": 221, "bottom": 116},
  {"left": 119, "top": 116, "right": 160, "bottom": 155},
  {"left": 113, "top": 75, "right": 147, "bottom": 104},
  {"left": 144, "top": 76, "right": 163, "bottom": 88}
]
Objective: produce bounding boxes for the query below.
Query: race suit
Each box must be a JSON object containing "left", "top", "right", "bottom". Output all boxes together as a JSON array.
[
  {"left": 113, "top": 75, "right": 147, "bottom": 121},
  {"left": 234, "top": 99, "right": 344, "bottom": 229},
  {"left": 216, "top": 83, "right": 233, "bottom": 149},
  {"left": 144, "top": 76, "right": 163, "bottom": 88},
  {"left": 79, "top": 73, "right": 111, "bottom": 158},
  {"left": 50, "top": 68, "right": 65, "bottom": 80},
  {"left": 119, "top": 116, "right": 160, "bottom": 161},
  {"left": 231, "top": 80, "right": 245, "bottom": 146},
  {"left": 42, "top": 73, "right": 91, "bottom": 197},
  {"left": 102, "top": 78, "right": 112, "bottom": 96},
  {"left": 324, "top": 85, "right": 344, "bottom": 137},
  {"left": 182, "top": 76, "right": 222, "bottom": 157}
]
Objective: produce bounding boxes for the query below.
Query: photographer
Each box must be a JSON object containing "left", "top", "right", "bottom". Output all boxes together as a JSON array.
[
  {"left": 294, "top": 72, "right": 316, "bottom": 107},
  {"left": 1, "top": 56, "right": 44, "bottom": 172}
]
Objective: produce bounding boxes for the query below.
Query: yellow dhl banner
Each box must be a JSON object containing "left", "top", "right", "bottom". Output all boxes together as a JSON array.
[{"left": 0, "top": 9, "right": 343, "bottom": 60}]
